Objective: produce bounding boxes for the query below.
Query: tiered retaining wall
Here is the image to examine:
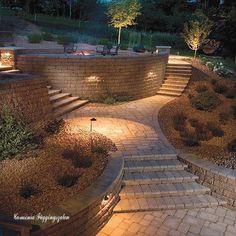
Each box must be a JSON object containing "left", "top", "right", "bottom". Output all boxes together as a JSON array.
[
  {"left": 16, "top": 53, "right": 168, "bottom": 100},
  {"left": 179, "top": 153, "right": 236, "bottom": 208},
  {"left": 31, "top": 152, "right": 123, "bottom": 236},
  {"left": 0, "top": 76, "right": 53, "bottom": 123}
]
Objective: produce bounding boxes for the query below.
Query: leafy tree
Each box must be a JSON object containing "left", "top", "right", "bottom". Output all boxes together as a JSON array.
[
  {"left": 182, "top": 11, "right": 213, "bottom": 58},
  {"left": 107, "top": 0, "right": 141, "bottom": 45}
]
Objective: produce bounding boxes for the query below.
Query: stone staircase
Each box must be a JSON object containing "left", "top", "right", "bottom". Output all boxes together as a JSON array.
[
  {"left": 114, "top": 154, "right": 227, "bottom": 213},
  {"left": 157, "top": 61, "right": 192, "bottom": 97},
  {"left": 47, "top": 86, "right": 89, "bottom": 117}
]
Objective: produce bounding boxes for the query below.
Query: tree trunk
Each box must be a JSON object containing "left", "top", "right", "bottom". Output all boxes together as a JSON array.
[
  {"left": 194, "top": 49, "right": 197, "bottom": 59},
  {"left": 69, "top": 0, "right": 72, "bottom": 19},
  {"left": 118, "top": 27, "right": 121, "bottom": 45}
]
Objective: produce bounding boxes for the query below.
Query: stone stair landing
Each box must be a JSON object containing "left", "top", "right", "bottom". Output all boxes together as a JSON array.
[
  {"left": 157, "top": 60, "right": 192, "bottom": 97},
  {"left": 114, "top": 154, "right": 227, "bottom": 213},
  {"left": 47, "top": 86, "right": 89, "bottom": 118}
]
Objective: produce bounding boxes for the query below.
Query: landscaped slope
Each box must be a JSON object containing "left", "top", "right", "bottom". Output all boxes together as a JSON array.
[{"left": 159, "top": 59, "right": 236, "bottom": 169}]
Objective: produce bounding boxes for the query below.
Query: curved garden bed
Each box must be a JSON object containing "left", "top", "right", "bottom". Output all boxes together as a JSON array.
[
  {"left": 159, "top": 59, "right": 236, "bottom": 169},
  {"left": 0, "top": 119, "right": 117, "bottom": 217}
]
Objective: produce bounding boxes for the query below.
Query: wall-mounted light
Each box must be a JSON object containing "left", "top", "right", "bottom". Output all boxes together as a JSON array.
[
  {"left": 101, "top": 193, "right": 111, "bottom": 207},
  {"left": 90, "top": 118, "right": 97, "bottom": 132}
]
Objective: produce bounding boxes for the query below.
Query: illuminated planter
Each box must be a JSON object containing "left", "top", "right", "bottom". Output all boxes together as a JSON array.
[{"left": 16, "top": 53, "right": 169, "bottom": 100}]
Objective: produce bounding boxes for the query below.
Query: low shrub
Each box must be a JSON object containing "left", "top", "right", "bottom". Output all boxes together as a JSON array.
[
  {"left": 62, "top": 149, "right": 92, "bottom": 168},
  {"left": 219, "top": 112, "right": 229, "bottom": 125},
  {"left": 0, "top": 109, "right": 37, "bottom": 160},
  {"left": 231, "top": 105, "right": 236, "bottom": 119},
  {"left": 114, "top": 93, "right": 133, "bottom": 102},
  {"left": 181, "top": 129, "right": 200, "bottom": 147},
  {"left": 172, "top": 112, "right": 187, "bottom": 131},
  {"left": 206, "top": 122, "right": 224, "bottom": 137},
  {"left": 19, "top": 184, "right": 39, "bottom": 199},
  {"left": 210, "top": 78, "right": 217, "bottom": 85},
  {"left": 98, "top": 38, "right": 109, "bottom": 45},
  {"left": 56, "top": 35, "right": 76, "bottom": 45},
  {"left": 213, "top": 81, "right": 228, "bottom": 94},
  {"left": 195, "top": 84, "right": 208, "bottom": 93},
  {"left": 103, "top": 97, "right": 116, "bottom": 104},
  {"left": 228, "top": 138, "right": 236, "bottom": 153},
  {"left": 91, "top": 142, "right": 108, "bottom": 155},
  {"left": 194, "top": 121, "right": 213, "bottom": 141},
  {"left": 45, "top": 119, "right": 64, "bottom": 134},
  {"left": 120, "top": 44, "right": 128, "bottom": 50},
  {"left": 225, "top": 89, "right": 235, "bottom": 99},
  {"left": 57, "top": 174, "right": 78, "bottom": 188},
  {"left": 27, "top": 33, "right": 42, "bottom": 43},
  {"left": 41, "top": 32, "right": 54, "bottom": 41},
  {"left": 190, "top": 91, "right": 220, "bottom": 111}
]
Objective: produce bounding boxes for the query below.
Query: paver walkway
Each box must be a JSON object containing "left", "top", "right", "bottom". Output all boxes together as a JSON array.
[{"left": 65, "top": 95, "right": 236, "bottom": 235}]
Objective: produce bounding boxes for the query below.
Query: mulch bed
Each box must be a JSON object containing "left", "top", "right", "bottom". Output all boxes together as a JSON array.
[
  {"left": 0, "top": 119, "right": 116, "bottom": 216},
  {"left": 159, "top": 59, "right": 236, "bottom": 168}
]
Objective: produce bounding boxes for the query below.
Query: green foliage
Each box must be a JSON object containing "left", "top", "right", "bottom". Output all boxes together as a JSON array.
[
  {"left": 107, "top": 0, "right": 141, "bottom": 29},
  {"left": 0, "top": 109, "right": 37, "bottom": 161},
  {"left": 62, "top": 148, "right": 92, "bottom": 168},
  {"left": 98, "top": 38, "right": 110, "bottom": 45},
  {"left": 56, "top": 35, "right": 76, "bottom": 45},
  {"left": 181, "top": 129, "right": 200, "bottom": 147},
  {"left": 182, "top": 11, "right": 213, "bottom": 57},
  {"left": 195, "top": 84, "right": 208, "bottom": 93},
  {"left": 57, "top": 174, "right": 78, "bottom": 188},
  {"left": 91, "top": 143, "right": 108, "bottom": 155},
  {"left": 190, "top": 91, "right": 221, "bottom": 111},
  {"left": 27, "top": 33, "right": 42, "bottom": 43},
  {"left": 41, "top": 32, "right": 55, "bottom": 41},
  {"left": 19, "top": 184, "right": 39, "bottom": 199},
  {"left": 225, "top": 89, "right": 235, "bottom": 99}
]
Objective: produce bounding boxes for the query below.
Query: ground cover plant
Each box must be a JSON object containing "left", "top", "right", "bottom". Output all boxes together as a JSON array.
[
  {"left": 159, "top": 59, "right": 236, "bottom": 169},
  {"left": 0, "top": 116, "right": 116, "bottom": 216}
]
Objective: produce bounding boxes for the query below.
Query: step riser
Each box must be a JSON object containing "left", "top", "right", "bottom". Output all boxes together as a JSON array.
[
  {"left": 162, "top": 85, "right": 186, "bottom": 89},
  {"left": 124, "top": 166, "right": 186, "bottom": 173},
  {"left": 165, "top": 74, "right": 191, "bottom": 77},
  {"left": 160, "top": 87, "right": 184, "bottom": 92},
  {"left": 167, "top": 66, "right": 192, "bottom": 70},
  {"left": 166, "top": 70, "right": 192, "bottom": 73},
  {"left": 114, "top": 202, "right": 222, "bottom": 213},
  {"left": 122, "top": 177, "right": 198, "bottom": 186},
  {"left": 157, "top": 92, "right": 182, "bottom": 97},
  {"left": 120, "top": 189, "right": 209, "bottom": 199}
]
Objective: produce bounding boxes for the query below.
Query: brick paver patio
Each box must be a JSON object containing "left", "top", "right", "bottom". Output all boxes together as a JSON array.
[{"left": 65, "top": 95, "right": 236, "bottom": 236}]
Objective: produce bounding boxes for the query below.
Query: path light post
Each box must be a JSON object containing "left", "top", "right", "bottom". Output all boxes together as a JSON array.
[
  {"left": 90, "top": 118, "right": 97, "bottom": 150},
  {"left": 90, "top": 118, "right": 97, "bottom": 132}
]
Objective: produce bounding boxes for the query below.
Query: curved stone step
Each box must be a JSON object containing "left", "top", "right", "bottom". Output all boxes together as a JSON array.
[
  {"left": 165, "top": 73, "right": 191, "bottom": 77},
  {"left": 53, "top": 96, "right": 80, "bottom": 109},
  {"left": 157, "top": 91, "right": 182, "bottom": 97},
  {"left": 124, "top": 154, "right": 177, "bottom": 161},
  {"left": 54, "top": 100, "right": 89, "bottom": 117},
  {"left": 48, "top": 89, "right": 62, "bottom": 96},
  {"left": 162, "top": 83, "right": 187, "bottom": 89},
  {"left": 120, "top": 182, "right": 210, "bottom": 199},
  {"left": 114, "top": 195, "right": 227, "bottom": 213},
  {"left": 124, "top": 159, "right": 187, "bottom": 173},
  {"left": 123, "top": 170, "right": 198, "bottom": 186},
  {"left": 49, "top": 92, "right": 71, "bottom": 102},
  {"left": 0, "top": 65, "right": 12, "bottom": 71},
  {"left": 159, "top": 87, "right": 185, "bottom": 93}
]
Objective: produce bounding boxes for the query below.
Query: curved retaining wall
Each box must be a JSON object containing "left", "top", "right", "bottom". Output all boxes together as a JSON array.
[
  {"left": 179, "top": 153, "right": 236, "bottom": 208},
  {"left": 31, "top": 152, "right": 123, "bottom": 236},
  {"left": 16, "top": 54, "right": 168, "bottom": 100},
  {"left": 0, "top": 76, "right": 53, "bottom": 124}
]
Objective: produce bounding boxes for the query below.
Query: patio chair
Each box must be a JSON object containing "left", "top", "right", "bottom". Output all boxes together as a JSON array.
[
  {"left": 96, "top": 45, "right": 110, "bottom": 56},
  {"left": 63, "top": 43, "right": 77, "bottom": 54},
  {"left": 110, "top": 45, "right": 120, "bottom": 56}
]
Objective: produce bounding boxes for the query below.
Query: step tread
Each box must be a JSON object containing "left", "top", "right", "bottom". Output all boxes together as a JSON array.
[
  {"left": 114, "top": 194, "right": 227, "bottom": 213},
  {"left": 120, "top": 182, "right": 210, "bottom": 198},
  {"left": 1, "top": 69, "right": 21, "bottom": 73},
  {"left": 123, "top": 170, "right": 198, "bottom": 185},
  {"left": 53, "top": 96, "right": 80, "bottom": 109},
  {"left": 49, "top": 92, "right": 71, "bottom": 102},
  {"left": 159, "top": 87, "right": 184, "bottom": 92},
  {"left": 124, "top": 159, "right": 187, "bottom": 172},
  {"left": 157, "top": 91, "right": 182, "bottom": 97},
  {"left": 162, "top": 84, "right": 187, "bottom": 89},
  {"left": 54, "top": 100, "right": 89, "bottom": 117},
  {"left": 47, "top": 85, "right": 52, "bottom": 89},
  {"left": 48, "top": 89, "right": 62, "bottom": 96},
  {"left": 124, "top": 154, "right": 177, "bottom": 161}
]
